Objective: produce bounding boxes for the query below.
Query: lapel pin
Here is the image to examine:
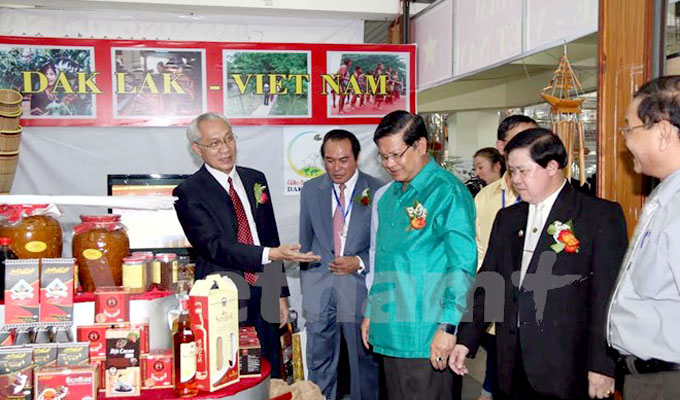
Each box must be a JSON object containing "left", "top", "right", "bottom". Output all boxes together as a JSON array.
[
  {"left": 518, "top": 230, "right": 524, "bottom": 237},
  {"left": 532, "top": 227, "right": 538, "bottom": 233}
]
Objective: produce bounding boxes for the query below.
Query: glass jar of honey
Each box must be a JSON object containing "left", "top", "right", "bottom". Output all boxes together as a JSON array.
[{"left": 0, "top": 204, "right": 63, "bottom": 258}]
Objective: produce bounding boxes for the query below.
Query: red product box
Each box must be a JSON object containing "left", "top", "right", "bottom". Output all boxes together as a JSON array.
[
  {"left": 77, "top": 325, "right": 108, "bottom": 358},
  {"left": 0, "top": 346, "right": 33, "bottom": 399},
  {"left": 94, "top": 287, "right": 130, "bottom": 324},
  {"left": 39, "top": 258, "right": 75, "bottom": 323},
  {"left": 112, "top": 322, "right": 149, "bottom": 355},
  {"left": 4, "top": 259, "right": 40, "bottom": 324},
  {"left": 35, "top": 365, "right": 98, "bottom": 400},
  {"left": 239, "top": 337, "right": 261, "bottom": 378},
  {"left": 142, "top": 350, "right": 173, "bottom": 389},
  {"left": 91, "top": 357, "right": 105, "bottom": 392}
]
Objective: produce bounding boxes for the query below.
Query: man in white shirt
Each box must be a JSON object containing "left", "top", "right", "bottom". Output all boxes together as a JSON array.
[
  {"left": 451, "top": 128, "right": 628, "bottom": 399},
  {"left": 173, "top": 112, "right": 319, "bottom": 378},
  {"left": 299, "top": 129, "right": 383, "bottom": 400}
]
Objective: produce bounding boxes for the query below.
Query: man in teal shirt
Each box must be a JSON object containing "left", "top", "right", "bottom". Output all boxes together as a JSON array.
[{"left": 360, "top": 110, "right": 477, "bottom": 400}]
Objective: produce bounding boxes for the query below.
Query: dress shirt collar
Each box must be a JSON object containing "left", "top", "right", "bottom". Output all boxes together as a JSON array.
[
  {"left": 655, "top": 168, "right": 680, "bottom": 206},
  {"left": 333, "top": 169, "right": 359, "bottom": 195},
  {"left": 204, "top": 164, "right": 239, "bottom": 188},
  {"left": 393, "top": 157, "right": 437, "bottom": 195},
  {"left": 530, "top": 179, "right": 566, "bottom": 213}
]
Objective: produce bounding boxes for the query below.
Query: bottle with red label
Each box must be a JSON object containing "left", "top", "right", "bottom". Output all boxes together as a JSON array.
[
  {"left": 173, "top": 296, "right": 198, "bottom": 397},
  {"left": 0, "top": 237, "right": 17, "bottom": 301}
]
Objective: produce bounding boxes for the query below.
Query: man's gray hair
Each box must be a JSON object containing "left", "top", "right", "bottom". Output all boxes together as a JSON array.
[{"left": 186, "top": 112, "right": 231, "bottom": 143}]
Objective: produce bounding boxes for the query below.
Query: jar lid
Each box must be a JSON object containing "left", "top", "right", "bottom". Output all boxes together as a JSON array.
[
  {"left": 155, "top": 253, "right": 177, "bottom": 261},
  {"left": 0, "top": 237, "right": 11, "bottom": 246},
  {"left": 123, "top": 255, "right": 145, "bottom": 264},
  {"left": 131, "top": 251, "right": 154, "bottom": 260},
  {"left": 80, "top": 214, "right": 121, "bottom": 223}
]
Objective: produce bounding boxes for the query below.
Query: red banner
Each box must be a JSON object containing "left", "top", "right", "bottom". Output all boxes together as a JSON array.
[{"left": 0, "top": 36, "right": 416, "bottom": 127}]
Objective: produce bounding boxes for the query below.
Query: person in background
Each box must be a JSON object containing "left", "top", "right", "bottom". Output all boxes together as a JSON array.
[
  {"left": 361, "top": 110, "right": 476, "bottom": 400},
  {"left": 473, "top": 147, "right": 505, "bottom": 187},
  {"left": 470, "top": 115, "right": 537, "bottom": 400},
  {"left": 298, "top": 129, "right": 383, "bottom": 400},
  {"left": 607, "top": 76, "right": 680, "bottom": 400},
  {"left": 173, "top": 112, "right": 319, "bottom": 378}
]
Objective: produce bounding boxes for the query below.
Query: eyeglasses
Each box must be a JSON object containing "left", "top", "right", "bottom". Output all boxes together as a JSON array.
[
  {"left": 194, "top": 134, "right": 237, "bottom": 151},
  {"left": 618, "top": 124, "right": 647, "bottom": 137},
  {"left": 376, "top": 145, "right": 412, "bottom": 164}
]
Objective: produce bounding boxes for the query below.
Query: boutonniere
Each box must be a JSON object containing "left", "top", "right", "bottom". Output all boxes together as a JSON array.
[
  {"left": 546, "top": 219, "right": 580, "bottom": 253},
  {"left": 253, "top": 183, "right": 268, "bottom": 207},
  {"left": 353, "top": 188, "right": 371, "bottom": 206},
  {"left": 405, "top": 200, "right": 427, "bottom": 231}
]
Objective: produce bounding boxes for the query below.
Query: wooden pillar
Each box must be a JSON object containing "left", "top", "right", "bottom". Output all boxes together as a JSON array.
[{"left": 597, "top": 0, "right": 661, "bottom": 236}]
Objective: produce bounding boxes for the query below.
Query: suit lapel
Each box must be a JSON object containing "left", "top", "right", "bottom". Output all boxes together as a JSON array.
[
  {"left": 344, "top": 172, "right": 370, "bottom": 254},
  {"left": 199, "top": 165, "right": 237, "bottom": 232},
  {"left": 237, "top": 167, "right": 258, "bottom": 221},
  {"left": 526, "top": 184, "right": 575, "bottom": 276},
  {"left": 512, "top": 202, "right": 529, "bottom": 276},
  {"left": 318, "top": 175, "right": 334, "bottom": 250}
]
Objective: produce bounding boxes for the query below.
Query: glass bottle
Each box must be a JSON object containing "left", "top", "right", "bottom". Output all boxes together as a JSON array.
[
  {"left": 173, "top": 296, "right": 198, "bottom": 397},
  {"left": 0, "top": 237, "right": 17, "bottom": 301}
]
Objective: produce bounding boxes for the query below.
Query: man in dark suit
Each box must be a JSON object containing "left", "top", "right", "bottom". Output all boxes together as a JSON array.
[
  {"left": 450, "top": 128, "right": 628, "bottom": 399},
  {"left": 299, "top": 129, "right": 383, "bottom": 400},
  {"left": 173, "top": 112, "right": 319, "bottom": 378}
]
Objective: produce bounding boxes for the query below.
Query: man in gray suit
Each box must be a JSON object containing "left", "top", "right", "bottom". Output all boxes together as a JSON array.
[{"left": 299, "top": 129, "right": 383, "bottom": 400}]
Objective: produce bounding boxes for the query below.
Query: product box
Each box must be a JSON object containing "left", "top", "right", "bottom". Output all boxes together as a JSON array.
[
  {"left": 57, "top": 342, "right": 90, "bottom": 366},
  {"left": 31, "top": 343, "right": 59, "bottom": 370},
  {"left": 105, "top": 366, "right": 141, "bottom": 397},
  {"left": 279, "top": 324, "right": 293, "bottom": 383},
  {"left": 105, "top": 328, "right": 140, "bottom": 369},
  {"left": 91, "top": 357, "right": 105, "bottom": 392},
  {"left": 0, "top": 346, "right": 33, "bottom": 399},
  {"left": 142, "top": 350, "right": 173, "bottom": 389},
  {"left": 0, "top": 328, "right": 14, "bottom": 346},
  {"left": 39, "top": 258, "right": 75, "bottom": 323},
  {"left": 292, "top": 331, "right": 304, "bottom": 382},
  {"left": 189, "top": 273, "right": 240, "bottom": 392},
  {"left": 35, "top": 365, "right": 98, "bottom": 400},
  {"left": 239, "top": 326, "right": 258, "bottom": 339},
  {"left": 94, "top": 286, "right": 130, "bottom": 324},
  {"left": 4, "top": 259, "right": 40, "bottom": 324},
  {"left": 239, "top": 337, "right": 261, "bottom": 378},
  {"left": 113, "top": 322, "right": 149, "bottom": 355},
  {"left": 77, "top": 325, "right": 108, "bottom": 358}
]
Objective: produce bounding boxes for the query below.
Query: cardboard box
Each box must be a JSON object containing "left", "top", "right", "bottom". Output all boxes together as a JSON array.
[
  {"left": 142, "top": 350, "right": 173, "bottom": 389},
  {"left": 105, "top": 328, "right": 140, "bottom": 369},
  {"left": 35, "top": 365, "right": 98, "bottom": 400},
  {"left": 292, "top": 331, "right": 304, "bottom": 382},
  {"left": 4, "top": 259, "right": 40, "bottom": 324},
  {"left": 77, "top": 325, "right": 108, "bottom": 359},
  {"left": 0, "top": 329, "right": 14, "bottom": 346},
  {"left": 113, "top": 322, "right": 149, "bottom": 355},
  {"left": 239, "top": 337, "right": 261, "bottom": 378},
  {"left": 57, "top": 342, "right": 90, "bottom": 366},
  {"left": 94, "top": 287, "right": 130, "bottom": 324},
  {"left": 31, "top": 343, "right": 59, "bottom": 370},
  {"left": 105, "top": 366, "right": 140, "bottom": 397},
  {"left": 0, "top": 346, "right": 33, "bottom": 399},
  {"left": 189, "top": 274, "right": 239, "bottom": 391},
  {"left": 39, "top": 258, "right": 75, "bottom": 323},
  {"left": 91, "top": 357, "right": 105, "bottom": 392}
]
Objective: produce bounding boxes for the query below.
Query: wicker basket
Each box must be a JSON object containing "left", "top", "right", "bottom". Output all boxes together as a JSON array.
[
  {"left": 0, "top": 151, "right": 19, "bottom": 194},
  {"left": 0, "top": 89, "right": 22, "bottom": 113},
  {"left": 0, "top": 127, "right": 21, "bottom": 153},
  {"left": 0, "top": 106, "right": 21, "bottom": 131}
]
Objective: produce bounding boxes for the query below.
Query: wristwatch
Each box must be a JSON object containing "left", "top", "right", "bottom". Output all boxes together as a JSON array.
[{"left": 437, "top": 323, "right": 458, "bottom": 335}]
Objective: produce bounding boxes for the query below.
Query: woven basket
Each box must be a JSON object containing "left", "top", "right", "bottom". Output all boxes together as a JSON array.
[
  {"left": 0, "top": 89, "right": 22, "bottom": 113},
  {"left": 0, "top": 151, "right": 19, "bottom": 194},
  {"left": 0, "top": 127, "right": 21, "bottom": 153},
  {"left": 0, "top": 106, "right": 22, "bottom": 131}
]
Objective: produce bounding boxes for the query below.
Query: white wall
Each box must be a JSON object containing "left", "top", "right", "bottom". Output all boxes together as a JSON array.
[{"left": 448, "top": 110, "right": 499, "bottom": 160}]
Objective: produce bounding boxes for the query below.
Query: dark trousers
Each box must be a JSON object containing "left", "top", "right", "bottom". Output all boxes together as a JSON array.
[
  {"left": 623, "top": 371, "right": 680, "bottom": 399},
  {"left": 240, "top": 285, "right": 282, "bottom": 379},
  {"left": 382, "top": 357, "right": 460, "bottom": 400},
  {"left": 481, "top": 333, "right": 499, "bottom": 395}
]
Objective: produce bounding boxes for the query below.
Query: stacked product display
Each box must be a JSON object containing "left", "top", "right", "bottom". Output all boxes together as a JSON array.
[{"left": 0, "top": 205, "right": 263, "bottom": 399}]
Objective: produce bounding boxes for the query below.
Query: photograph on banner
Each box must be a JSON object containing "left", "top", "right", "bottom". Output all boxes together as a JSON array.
[
  {"left": 112, "top": 48, "right": 206, "bottom": 118},
  {"left": 283, "top": 126, "right": 329, "bottom": 195},
  {"left": 326, "top": 51, "right": 409, "bottom": 118},
  {"left": 0, "top": 45, "right": 97, "bottom": 118},
  {"left": 223, "top": 50, "right": 311, "bottom": 118}
]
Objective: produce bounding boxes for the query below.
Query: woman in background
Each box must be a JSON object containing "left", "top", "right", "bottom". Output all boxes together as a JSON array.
[{"left": 473, "top": 147, "right": 504, "bottom": 186}]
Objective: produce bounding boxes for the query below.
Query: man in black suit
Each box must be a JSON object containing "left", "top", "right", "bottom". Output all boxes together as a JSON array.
[
  {"left": 450, "top": 128, "right": 628, "bottom": 399},
  {"left": 173, "top": 112, "right": 319, "bottom": 378}
]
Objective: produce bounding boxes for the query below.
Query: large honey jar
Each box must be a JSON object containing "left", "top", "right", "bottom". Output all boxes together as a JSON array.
[
  {"left": 0, "top": 204, "right": 63, "bottom": 258},
  {"left": 72, "top": 215, "right": 129, "bottom": 293}
]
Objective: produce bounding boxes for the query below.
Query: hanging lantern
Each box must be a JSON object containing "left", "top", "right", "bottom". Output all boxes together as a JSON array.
[{"left": 540, "top": 47, "right": 587, "bottom": 186}]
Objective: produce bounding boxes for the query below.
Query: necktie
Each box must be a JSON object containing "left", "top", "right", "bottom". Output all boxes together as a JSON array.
[
  {"left": 228, "top": 177, "right": 259, "bottom": 285},
  {"left": 333, "top": 183, "right": 346, "bottom": 257},
  {"left": 520, "top": 202, "right": 545, "bottom": 286}
]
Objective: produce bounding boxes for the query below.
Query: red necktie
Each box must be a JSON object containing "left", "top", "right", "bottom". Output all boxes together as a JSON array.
[
  {"left": 228, "top": 177, "right": 259, "bottom": 285},
  {"left": 333, "top": 183, "right": 346, "bottom": 257}
]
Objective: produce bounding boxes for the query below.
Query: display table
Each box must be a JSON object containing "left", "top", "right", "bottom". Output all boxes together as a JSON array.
[{"left": 98, "top": 360, "right": 271, "bottom": 400}]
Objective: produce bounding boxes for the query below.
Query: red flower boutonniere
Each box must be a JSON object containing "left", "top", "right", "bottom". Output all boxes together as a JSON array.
[
  {"left": 547, "top": 220, "right": 580, "bottom": 253},
  {"left": 354, "top": 188, "right": 371, "bottom": 206},
  {"left": 253, "top": 183, "right": 268, "bottom": 207},
  {"left": 405, "top": 200, "right": 427, "bottom": 231}
]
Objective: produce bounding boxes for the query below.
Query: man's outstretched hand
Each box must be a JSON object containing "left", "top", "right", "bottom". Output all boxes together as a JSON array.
[{"left": 270, "top": 244, "right": 320, "bottom": 262}]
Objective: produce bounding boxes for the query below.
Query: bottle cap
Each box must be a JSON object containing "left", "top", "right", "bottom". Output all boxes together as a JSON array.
[{"left": 0, "top": 237, "right": 11, "bottom": 246}]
